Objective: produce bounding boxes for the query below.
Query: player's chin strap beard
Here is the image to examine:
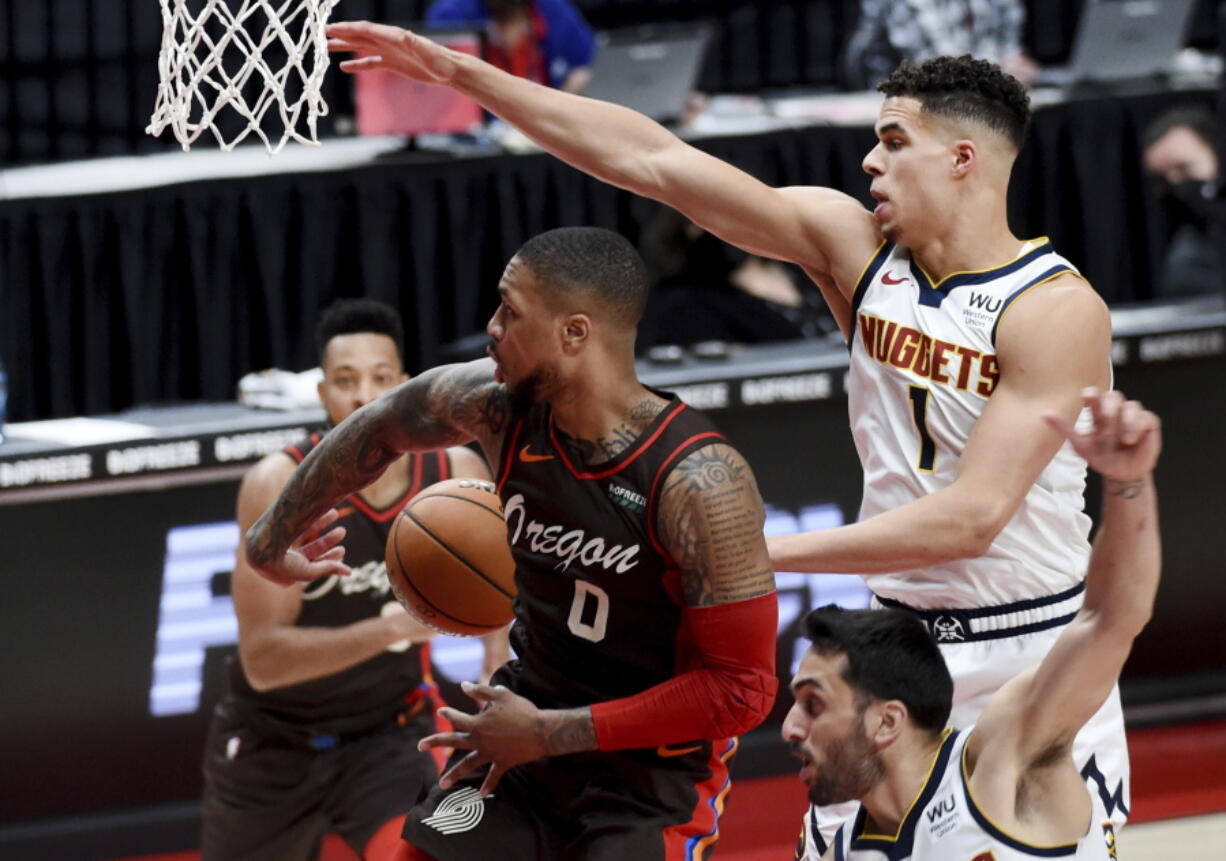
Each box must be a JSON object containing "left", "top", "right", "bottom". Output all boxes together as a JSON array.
[{"left": 509, "top": 370, "right": 549, "bottom": 418}]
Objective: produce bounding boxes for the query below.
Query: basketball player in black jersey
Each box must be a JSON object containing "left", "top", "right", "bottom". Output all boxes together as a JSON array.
[
  {"left": 202, "top": 299, "right": 501, "bottom": 861},
  {"left": 245, "top": 228, "right": 780, "bottom": 860}
]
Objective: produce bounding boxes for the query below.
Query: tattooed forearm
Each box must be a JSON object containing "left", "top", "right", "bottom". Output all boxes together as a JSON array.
[
  {"left": 247, "top": 407, "right": 397, "bottom": 565},
  {"left": 247, "top": 362, "right": 502, "bottom": 567},
  {"left": 657, "top": 444, "right": 776, "bottom": 607},
  {"left": 540, "top": 707, "right": 598, "bottom": 756},
  {"left": 445, "top": 380, "right": 510, "bottom": 437}
]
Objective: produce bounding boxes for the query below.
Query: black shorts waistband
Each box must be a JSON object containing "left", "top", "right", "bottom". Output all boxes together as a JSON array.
[
  {"left": 871, "top": 582, "right": 1085, "bottom": 643},
  {"left": 226, "top": 683, "right": 434, "bottom": 752}
]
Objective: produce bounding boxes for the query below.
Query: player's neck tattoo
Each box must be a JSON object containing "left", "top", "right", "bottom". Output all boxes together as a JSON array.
[{"left": 557, "top": 398, "right": 666, "bottom": 466}]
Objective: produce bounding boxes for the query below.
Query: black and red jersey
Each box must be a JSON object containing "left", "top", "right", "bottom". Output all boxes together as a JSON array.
[
  {"left": 493, "top": 393, "right": 729, "bottom": 710},
  {"left": 226, "top": 433, "right": 451, "bottom": 734}
]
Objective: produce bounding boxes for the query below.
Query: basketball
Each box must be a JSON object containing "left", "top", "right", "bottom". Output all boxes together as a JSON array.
[{"left": 385, "top": 477, "right": 517, "bottom": 637}]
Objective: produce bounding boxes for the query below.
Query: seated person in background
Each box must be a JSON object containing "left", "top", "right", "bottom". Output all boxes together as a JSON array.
[
  {"left": 1142, "top": 107, "right": 1226, "bottom": 298},
  {"left": 426, "top": 0, "right": 595, "bottom": 93},
  {"left": 202, "top": 299, "right": 504, "bottom": 861},
  {"left": 843, "top": 0, "right": 1037, "bottom": 89},
  {"left": 638, "top": 208, "right": 836, "bottom": 350},
  {"left": 787, "top": 389, "right": 1161, "bottom": 860}
]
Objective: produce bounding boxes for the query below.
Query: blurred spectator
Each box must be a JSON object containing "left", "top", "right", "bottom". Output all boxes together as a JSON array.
[
  {"left": 843, "top": 0, "right": 1037, "bottom": 90},
  {"left": 426, "top": 0, "right": 595, "bottom": 93},
  {"left": 637, "top": 209, "right": 835, "bottom": 351},
  {"left": 1142, "top": 107, "right": 1226, "bottom": 297}
]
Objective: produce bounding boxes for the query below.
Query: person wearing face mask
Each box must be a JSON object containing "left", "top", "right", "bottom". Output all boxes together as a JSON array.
[{"left": 1142, "top": 107, "right": 1226, "bottom": 298}]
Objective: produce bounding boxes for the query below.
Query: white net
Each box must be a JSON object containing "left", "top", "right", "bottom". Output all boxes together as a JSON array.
[{"left": 147, "top": 0, "right": 341, "bottom": 154}]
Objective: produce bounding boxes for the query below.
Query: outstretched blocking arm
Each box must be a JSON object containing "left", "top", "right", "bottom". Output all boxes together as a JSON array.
[
  {"left": 326, "top": 22, "right": 880, "bottom": 294},
  {"left": 418, "top": 443, "right": 778, "bottom": 795},
  {"left": 769, "top": 276, "right": 1112, "bottom": 573},
  {"left": 245, "top": 359, "right": 509, "bottom": 585},
  {"left": 970, "top": 389, "right": 1161, "bottom": 805}
]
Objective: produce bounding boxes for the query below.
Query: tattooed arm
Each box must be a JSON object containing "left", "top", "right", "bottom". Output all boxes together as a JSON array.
[
  {"left": 245, "top": 359, "right": 509, "bottom": 585},
  {"left": 656, "top": 442, "right": 777, "bottom": 607}
]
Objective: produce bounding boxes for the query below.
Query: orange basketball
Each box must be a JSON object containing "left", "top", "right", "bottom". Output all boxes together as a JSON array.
[{"left": 385, "top": 477, "right": 517, "bottom": 637}]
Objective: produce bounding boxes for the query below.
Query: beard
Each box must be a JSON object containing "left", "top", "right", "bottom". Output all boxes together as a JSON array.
[
  {"left": 507, "top": 370, "right": 545, "bottom": 418},
  {"left": 799, "top": 723, "right": 885, "bottom": 807},
  {"left": 488, "top": 340, "right": 546, "bottom": 418}
]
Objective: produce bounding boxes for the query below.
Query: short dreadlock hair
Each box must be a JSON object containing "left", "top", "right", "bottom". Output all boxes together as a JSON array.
[{"left": 878, "top": 55, "right": 1031, "bottom": 151}]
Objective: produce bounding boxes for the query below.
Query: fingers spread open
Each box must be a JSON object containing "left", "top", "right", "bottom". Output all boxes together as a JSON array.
[
  {"left": 299, "top": 525, "right": 346, "bottom": 560},
  {"left": 439, "top": 751, "right": 490, "bottom": 789},
  {"left": 479, "top": 763, "right": 508, "bottom": 797}
]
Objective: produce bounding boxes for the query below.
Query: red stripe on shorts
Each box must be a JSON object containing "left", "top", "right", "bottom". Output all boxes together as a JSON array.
[{"left": 662, "top": 737, "right": 739, "bottom": 860}]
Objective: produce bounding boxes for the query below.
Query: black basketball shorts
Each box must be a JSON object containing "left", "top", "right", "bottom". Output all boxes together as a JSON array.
[
  {"left": 402, "top": 737, "right": 739, "bottom": 861},
  {"left": 201, "top": 703, "right": 439, "bottom": 861}
]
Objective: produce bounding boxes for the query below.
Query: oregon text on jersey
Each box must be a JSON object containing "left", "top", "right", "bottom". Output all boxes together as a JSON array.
[{"left": 503, "top": 492, "right": 642, "bottom": 574}]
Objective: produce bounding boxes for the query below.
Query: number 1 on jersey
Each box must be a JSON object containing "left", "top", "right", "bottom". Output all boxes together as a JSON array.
[{"left": 908, "top": 385, "right": 937, "bottom": 472}]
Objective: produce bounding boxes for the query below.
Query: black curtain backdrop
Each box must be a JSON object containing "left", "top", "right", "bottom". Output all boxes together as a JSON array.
[
  {"left": 0, "top": 87, "right": 1216, "bottom": 423},
  {"left": 8, "top": 2, "right": 1219, "bottom": 167}
]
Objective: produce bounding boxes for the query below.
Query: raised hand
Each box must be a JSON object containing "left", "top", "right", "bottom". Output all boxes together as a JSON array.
[
  {"left": 1043, "top": 388, "right": 1162, "bottom": 484},
  {"left": 326, "top": 21, "right": 460, "bottom": 85}
]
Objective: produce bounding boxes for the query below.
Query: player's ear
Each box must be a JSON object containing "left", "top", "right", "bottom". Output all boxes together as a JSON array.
[
  {"left": 951, "top": 140, "right": 976, "bottom": 178},
  {"left": 561, "top": 314, "right": 590, "bottom": 353},
  {"left": 868, "top": 700, "right": 908, "bottom": 748}
]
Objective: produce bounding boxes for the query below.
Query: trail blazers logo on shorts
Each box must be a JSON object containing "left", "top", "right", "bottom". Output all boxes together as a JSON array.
[{"left": 422, "top": 788, "right": 492, "bottom": 835}]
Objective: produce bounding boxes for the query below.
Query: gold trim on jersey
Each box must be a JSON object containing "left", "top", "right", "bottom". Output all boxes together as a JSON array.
[
  {"left": 857, "top": 727, "right": 955, "bottom": 842},
  {"left": 990, "top": 269, "right": 1087, "bottom": 342},
  {"left": 853, "top": 239, "right": 891, "bottom": 294},
  {"left": 910, "top": 236, "right": 1051, "bottom": 289},
  {"left": 960, "top": 732, "right": 1085, "bottom": 853}
]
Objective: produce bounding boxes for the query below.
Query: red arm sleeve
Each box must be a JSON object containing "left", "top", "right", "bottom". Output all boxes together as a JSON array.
[{"left": 589, "top": 591, "right": 778, "bottom": 751}]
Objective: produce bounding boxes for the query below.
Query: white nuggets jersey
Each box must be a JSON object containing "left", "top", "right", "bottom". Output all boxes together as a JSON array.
[
  {"left": 848, "top": 239, "right": 1095, "bottom": 608},
  {"left": 828, "top": 729, "right": 1116, "bottom": 861}
]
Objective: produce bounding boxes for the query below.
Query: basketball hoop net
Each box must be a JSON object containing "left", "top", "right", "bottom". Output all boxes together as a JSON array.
[{"left": 147, "top": 0, "right": 340, "bottom": 153}]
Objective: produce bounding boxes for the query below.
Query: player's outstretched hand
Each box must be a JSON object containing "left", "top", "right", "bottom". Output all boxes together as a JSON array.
[
  {"left": 1043, "top": 388, "right": 1162, "bottom": 483},
  {"left": 247, "top": 508, "right": 351, "bottom": 587},
  {"left": 419, "top": 682, "right": 550, "bottom": 796},
  {"left": 327, "top": 21, "right": 460, "bottom": 85}
]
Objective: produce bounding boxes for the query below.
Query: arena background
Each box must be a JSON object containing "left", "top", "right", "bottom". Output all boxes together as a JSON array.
[{"left": 1, "top": 1, "right": 1225, "bottom": 859}]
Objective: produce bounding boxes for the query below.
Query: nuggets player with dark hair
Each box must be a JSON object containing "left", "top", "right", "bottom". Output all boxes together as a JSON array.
[
  {"left": 245, "top": 227, "right": 779, "bottom": 860},
  {"left": 320, "top": 29, "right": 1129, "bottom": 855},
  {"left": 201, "top": 299, "right": 500, "bottom": 861},
  {"left": 784, "top": 390, "right": 1161, "bottom": 860}
]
